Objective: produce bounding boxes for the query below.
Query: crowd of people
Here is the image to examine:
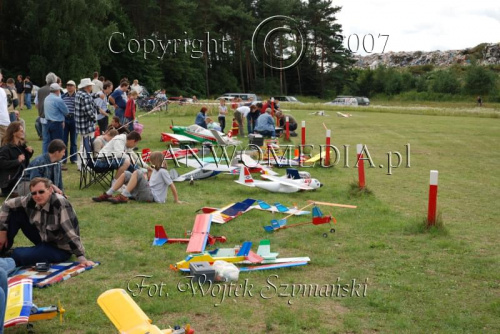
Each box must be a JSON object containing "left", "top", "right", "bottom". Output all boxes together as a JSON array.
[
  {"left": 0, "top": 68, "right": 304, "bottom": 328},
  {"left": 194, "top": 97, "right": 298, "bottom": 139}
]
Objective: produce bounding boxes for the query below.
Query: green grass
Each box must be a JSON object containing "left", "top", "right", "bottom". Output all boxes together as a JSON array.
[{"left": 5, "top": 102, "right": 500, "bottom": 333}]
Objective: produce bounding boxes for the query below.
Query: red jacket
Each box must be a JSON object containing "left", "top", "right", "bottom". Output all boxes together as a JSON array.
[{"left": 124, "top": 99, "right": 136, "bottom": 119}]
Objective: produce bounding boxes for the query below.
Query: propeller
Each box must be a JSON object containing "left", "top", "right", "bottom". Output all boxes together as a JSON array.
[{"left": 58, "top": 300, "right": 65, "bottom": 324}]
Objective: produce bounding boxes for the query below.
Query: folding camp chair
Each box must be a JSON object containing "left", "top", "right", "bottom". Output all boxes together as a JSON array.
[{"left": 79, "top": 137, "right": 115, "bottom": 190}]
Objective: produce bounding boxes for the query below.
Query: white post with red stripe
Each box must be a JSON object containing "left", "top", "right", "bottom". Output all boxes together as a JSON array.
[
  {"left": 301, "top": 121, "right": 306, "bottom": 146},
  {"left": 357, "top": 144, "right": 366, "bottom": 188},
  {"left": 325, "top": 129, "right": 331, "bottom": 166},
  {"left": 427, "top": 170, "right": 439, "bottom": 226}
]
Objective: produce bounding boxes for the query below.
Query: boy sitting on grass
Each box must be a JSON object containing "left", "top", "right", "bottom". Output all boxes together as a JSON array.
[{"left": 92, "top": 151, "right": 183, "bottom": 204}]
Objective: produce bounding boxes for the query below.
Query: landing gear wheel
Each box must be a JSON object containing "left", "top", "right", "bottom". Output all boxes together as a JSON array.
[
  {"left": 330, "top": 228, "right": 335, "bottom": 234},
  {"left": 322, "top": 232, "right": 328, "bottom": 238}
]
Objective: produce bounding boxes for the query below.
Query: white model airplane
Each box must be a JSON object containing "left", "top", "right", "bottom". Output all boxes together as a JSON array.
[
  {"left": 229, "top": 153, "right": 279, "bottom": 176},
  {"left": 235, "top": 166, "right": 322, "bottom": 193},
  {"left": 173, "top": 159, "right": 237, "bottom": 182}
]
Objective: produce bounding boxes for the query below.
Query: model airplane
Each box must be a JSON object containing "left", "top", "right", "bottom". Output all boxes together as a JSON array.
[
  {"left": 198, "top": 198, "right": 256, "bottom": 224},
  {"left": 153, "top": 214, "right": 226, "bottom": 252},
  {"left": 171, "top": 124, "right": 240, "bottom": 145},
  {"left": 173, "top": 158, "right": 237, "bottom": 182},
  {"left": 5, "top": 278, "right": 65, "bottom": 329},
  {"left": 235, "top": 167, "right": 322, "bottom": 193},
  {"left": 98, "top": 289, "right": 194, "bottom": 334},
  {"left": 172, "top": 240, "right": 310, "bottom": 272},
  {"left": 228, "top": 153, "right": 278, "bottom": 176},
  {"left": 263, "top": 200, "right": 357, "bottom": 237},
  {"left": 141, "top": 148, "right": 199, "bottom": 162},
  {"left": 160, "top": 132, "right": 199, "bottom": 145},
  {"left": 251, "top": 199, "right": 310, "bottom": 216}
]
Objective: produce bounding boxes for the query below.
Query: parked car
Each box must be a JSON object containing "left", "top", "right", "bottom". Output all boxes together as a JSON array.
[
  {"left": 325, "top": 96, "right": 358, "bottom": 106},
  {"left": 168, "top": 96, "right": 193, "bottom": 104},
  {"left": 274, "top": 96, "right": 303, "bottom": 103},
  {"left": 325, "top": 96, "right": 370, "bottom": 106},
  {"left": 216, "top": 93, "right": 260, "bottom": 102},
  {"left": 356, "top": 96, "right": 370, "bottom": 106}
]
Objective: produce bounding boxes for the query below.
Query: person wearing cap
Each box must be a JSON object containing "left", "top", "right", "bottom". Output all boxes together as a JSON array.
[
  {"left": 195, "top": 106, "right": 208, "bottom": 128},
  {"left": 62, "top": 80, "right": 78, "bottom": 164},
  {"left": 44, "top": 83, "right": 69, "bottom": 145},
  {"left": 75, "top": 78, "right": 99, "bottom": 170},
  {"left": 94, "top": 80, "right": 113, "bottom": 136},
  {"left": 36, "top": 72, "right": 58, "bottom": 154},
  {"left": 254, "top": 108, "right": 276, "bottom": 138}
]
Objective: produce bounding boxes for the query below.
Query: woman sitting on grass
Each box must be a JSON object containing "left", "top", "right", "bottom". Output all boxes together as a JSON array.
[{"left": 92, "top": 151, "right": 182, "bottom": 204}]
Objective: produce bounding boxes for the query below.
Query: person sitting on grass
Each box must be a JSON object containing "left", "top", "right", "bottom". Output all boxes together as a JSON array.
[
  {"left": 110, "top": 116, "right": 129, "bottom": 135},
  {"left": 19, "top": 139, "right": 66, "bottom": 196},
  {"left": 0, "top": 121, "right": 34, "bottom": 197},
  {"left": 206, "top": 117, "right": 222, "bottom": 132},
  {"left": 0, "top": 177, "right": 95, "bottom": 267},
  {"left": 92, "top": 151, "right": 182, "bottom": 204}
]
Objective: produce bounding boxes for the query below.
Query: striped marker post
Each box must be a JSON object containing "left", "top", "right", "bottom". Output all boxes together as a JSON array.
[
  {"left": 325, "top": 129, "right": 331, "bottom": 166},
  {"left": 285, "top": 116, "right": 290, "bottom": 141},
  {"left": 427, "top": 170, "right": 439, "bottom": 226},
  {"left": 357, "top": 144, "right": 366, "bottom": 188},
  {"left": 301, "top": 121, "right": 306, "bottom": 146}
]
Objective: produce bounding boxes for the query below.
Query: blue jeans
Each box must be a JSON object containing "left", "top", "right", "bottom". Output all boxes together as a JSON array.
[
  {"left": 47, "top": 120, "right": 64, "bottom": 143},
  {"left": 35, "top": 117, "right": 42, "bottom": 138},
  {"left": 42, "top": 121, "right": 50, "bottom": 153},
  {"left": 115, "top": 109, "right": 125, "bottom": 125},
  {"left": 9, "top": 112, "right": 16, "bottom": 122},
  {"left": 4, "top": 210, "right": 71, "bottom": 266},
  {"left": 95, "top": 159, "right": 137, "bottom": 173},
  {"left": 0, "top": 268, "right": 7, "bottom": 334},
  {"left": 256, "top": 129, "right": 275, "bottom": 138},
  {"left": 25, "top": 93, "right": 32, "bottom": 109},
  {"left": 64, "top": 116, "right": 77, "bottom": 163},
  {"left": 125, "top": 117, "right": 134, "bottom": 132}
]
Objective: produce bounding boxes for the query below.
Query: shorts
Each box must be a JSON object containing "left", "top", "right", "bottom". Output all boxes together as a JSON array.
[{"left": 124, "top": 169, "right": 154, "bottom": 202}]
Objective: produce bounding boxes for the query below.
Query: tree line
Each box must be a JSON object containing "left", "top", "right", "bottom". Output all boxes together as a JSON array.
[
  {"left": 347, "top": 64, "right": 500, "bottom": 102},
  {"left": 0, "top": 0, "right": 353, "bottom": 98}
]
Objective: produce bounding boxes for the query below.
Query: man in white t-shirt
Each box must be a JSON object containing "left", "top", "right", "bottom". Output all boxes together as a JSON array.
[
  {"left": 235, "top": 105, "right": 250, "bottom": 137},
  {"left": 0, "top": 70, "right": 11, "bottom": 143},
  {"left": 91, "top": 71, "right": 103, "bottom": 94}
]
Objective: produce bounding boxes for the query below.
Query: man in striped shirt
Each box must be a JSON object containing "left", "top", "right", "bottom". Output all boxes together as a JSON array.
[
  {"left": 62, "top": 80, "right": 77, "bottom": 164},
  {"left": 0, "top": 177, "right": 94, "bottom": 267},
  {"left": 75, "top": 78, "right": 98, "bottom": 170}
]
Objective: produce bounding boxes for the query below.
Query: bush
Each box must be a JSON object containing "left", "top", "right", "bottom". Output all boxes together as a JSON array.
[
  {"left": 464, "top": 65, "right": 497, "bottom": 95},
  {"left": 431, "top": 70, "right": 461, "bottom": 94}
]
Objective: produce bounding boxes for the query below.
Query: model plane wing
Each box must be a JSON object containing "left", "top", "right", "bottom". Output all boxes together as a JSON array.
[
  {"left": 160, "top": 132, "right": 199, "bottom": 145},
  {"left": 260, "top": 174, "right": 314, "bottom": 190},
  {"left": 186, "top": 214, "right": 212, "bottom": 253},
  {"left": 4, "top": 278, "right": 33, "bottom": 328}
]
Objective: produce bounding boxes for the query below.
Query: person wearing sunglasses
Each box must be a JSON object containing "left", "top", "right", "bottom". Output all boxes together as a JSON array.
[{"left": 0, "top": 177, "right": 94, "bottom": 267}]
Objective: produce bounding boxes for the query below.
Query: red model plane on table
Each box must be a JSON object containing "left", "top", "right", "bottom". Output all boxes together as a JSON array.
[{"left": 153, "top": 214, "right": 226, "bottom": 253}]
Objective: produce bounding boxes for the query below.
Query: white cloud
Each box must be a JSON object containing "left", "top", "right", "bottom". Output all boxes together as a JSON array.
[{"left": 335, "top": 0, "right": 500, "bottom": 55}]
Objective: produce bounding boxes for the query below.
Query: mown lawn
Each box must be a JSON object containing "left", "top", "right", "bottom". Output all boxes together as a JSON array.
[{"left": 5, "top": 102, "right": 499, "bottom": 333}]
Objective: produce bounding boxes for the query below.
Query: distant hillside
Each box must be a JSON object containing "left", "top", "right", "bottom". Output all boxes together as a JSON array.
[{"left": 353, "top": 43, "right": 500, "bottom": 69}]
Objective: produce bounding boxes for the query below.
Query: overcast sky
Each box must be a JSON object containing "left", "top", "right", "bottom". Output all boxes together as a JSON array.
[{"left": 335, "top": 0, "right": 500, "bottom": 55}]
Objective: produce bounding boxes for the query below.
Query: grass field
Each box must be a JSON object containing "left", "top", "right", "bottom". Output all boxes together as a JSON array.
[{"left": 5, "top": 101, "right": 499, "bottom": 333}]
